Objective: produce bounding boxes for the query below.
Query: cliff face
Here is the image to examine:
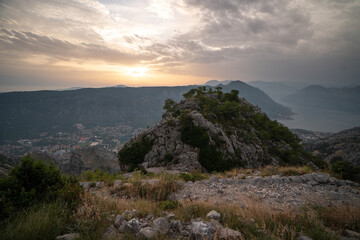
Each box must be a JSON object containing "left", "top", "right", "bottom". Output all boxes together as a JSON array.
[{"left": 119, "top": 88, "right": 319, "bottom": 172}]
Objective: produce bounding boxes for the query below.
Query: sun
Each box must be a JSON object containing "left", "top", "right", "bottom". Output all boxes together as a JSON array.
[{"left": 125, "top": 66, "right": 148, "bottom": 77}]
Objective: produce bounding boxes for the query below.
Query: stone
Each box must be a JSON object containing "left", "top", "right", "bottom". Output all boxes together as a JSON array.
[
  {"left": 113, "top": 180, "right": 122, "bottom": 188},
  {"left": 55, "top": 233, "right": 80, "bottom": 240},
  {"left": 345, "top": 229, "right": 360, "bottom": 238},
  {"left": 138, "top": 227, "right": 157, "bottom": 239},
  {"left": 102, "top": 225, "right": 118, "bottom": 239},
  {"left": 79, "top": 182, "right": 91, "bottom": 190},
  {"left": 166, "top": 213, "right": 176, "bottom": 221},
  {"left": 290, "top": 176, "right": 304, "bottom": 184},
  {"left": 124, "top": 218, "right": 140, "bottom": 233},
  {"left": 154, "top": 217, "right": 169, "bottom": 234},
  {"left": 303, "top": 174, "right": 315, "bottom": 182},
  {"left": 170, "top": 220, "right": 182, "bottom": 232},
  {"left": 298, "top": 233, "right": 313, "bottom": 240},
  {"left": 313, "top": 173, "right": 330, "bottom": 183},
  {"left": 220, "top": 227, "right": 241, "bottom": 239},
  {"left": 114, "top": 214, "right": 125, "bottom": 228},
  {"left": 206, "top": 210, "right": 221, "bottom": 221},
  {"left": 307, "top": 181, "right": 319, "bottom": 186},
  {"left": 190, "top": 221, "right": 217, "bottom": 240}
]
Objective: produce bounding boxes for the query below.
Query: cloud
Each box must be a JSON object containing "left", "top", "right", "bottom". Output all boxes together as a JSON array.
[
  {"left": 0, "top": 29, "right": 153, "bottom": 64},
  {"left": 0, "top": 0, "right": 359, "bottom": 90}
]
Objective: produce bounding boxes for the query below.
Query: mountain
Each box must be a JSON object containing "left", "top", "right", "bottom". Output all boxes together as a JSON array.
[
  {"left": 204, "top": 80, "right": 233, "bottom": 86},
  {"left": 248, "top": 81, "right": 302, "bottom": 101},
  {"left": 0, "top": 81, "right": 292, "bottom": 142},
  {"left": 282, "top": 85, "right": 360, "bottom": 113},
  {"left": 118, "top": 87, "right": 321, "bottom": 172},
  {"left": 305, "top": 127, "right": 360, "bottom": 167}
]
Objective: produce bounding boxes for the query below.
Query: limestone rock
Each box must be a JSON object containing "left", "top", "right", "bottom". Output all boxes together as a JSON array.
[
  {"left": 138, "top": 227, "right": 157, "bottom": 239},
  {"left": 55, "top": 233, "right": 80, "bottom": 240},
  {"left": 124, "top": 218, "right": 140, "bottom": 233},
  {"left": 206, "top": 210, "right": 221, "bottom": 221},
  {"left": 190, "top": 221, "right": 218, "bottom": 240},
  {"left": 154, "top": 217, "right": 169, "bottom": 235},
  {"left": 114, "top": 214, "right": 125, "bottom": 228}
]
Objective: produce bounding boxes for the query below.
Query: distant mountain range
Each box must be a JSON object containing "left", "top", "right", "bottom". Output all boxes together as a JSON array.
[
  {"left": 282, "top": 85, "right": 360, "bottom": 113},
  {"left": 204, "top": 80, "right": 233, "bottom": 86},
  {"left": 0, "top": 81, "right": 292, "bottom": 141},
  {"left": 247, "top": 81, "right": 304, "bottom": 101}
]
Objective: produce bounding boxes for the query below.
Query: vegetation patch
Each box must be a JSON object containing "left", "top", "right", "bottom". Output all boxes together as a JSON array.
[{"left": 118, "top": 136, "right": 154, "bottom": 171}]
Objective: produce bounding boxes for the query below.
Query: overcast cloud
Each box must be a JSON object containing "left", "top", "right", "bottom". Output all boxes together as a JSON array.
[{"left": 0, "top": 0, "right": 359, "bottom": 91}]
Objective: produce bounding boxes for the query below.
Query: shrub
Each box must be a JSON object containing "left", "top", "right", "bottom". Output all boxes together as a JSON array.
[
  {"left": 158, "top": 200, "right": 179, "bottom": 210},
  {"left": 163, "top": 98, "right": 177, "bottom": 112},
  {"left": 332, "top": 160, "right": 360, "bottom": 182},
  {"left": 118, "top": 136, "right": 154, "bottom": 171},
  {"left": 179, "top": 113, "right": 209, "bottom": 147},
  {"left": 0, "top": 156, "right": 82, "bottom": 221}
]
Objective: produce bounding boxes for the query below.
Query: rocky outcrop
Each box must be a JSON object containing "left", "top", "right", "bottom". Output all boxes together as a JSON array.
[
  {"left": 119, "top": 89, "right": 319, "bottom": 172},
  {"left": 60, "top": 147, "right": 119, "bottom": 175}
]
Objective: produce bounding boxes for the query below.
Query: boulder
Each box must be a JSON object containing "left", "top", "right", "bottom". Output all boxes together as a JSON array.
[
  {"left": 124, "top": 218, "right": 140, "bottom": 233},
  {"left": 313, "top": 173, "right": 330, "bottom": 183},
  {"left": 298, "top": 234, "right": 313, "bottom": 240},
  {"left": 206, "top": 210, "right": 221, "bottom": 221},
  {"left": 190, "top": 221, "right": 218, "bottom": 240},
  {"left": 114, "top": 214, "right": 125, "bottom": 228},
  {"left": 138, "top": 227, "right": 157, "bottom": 239},
  {"left": 154, "top": 217, "right": 169, "bottom": 234}
]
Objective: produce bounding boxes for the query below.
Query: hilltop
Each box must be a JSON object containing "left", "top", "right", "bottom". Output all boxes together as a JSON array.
[{"left": 118, "top": 87, "right": 320, "bottom": 172}]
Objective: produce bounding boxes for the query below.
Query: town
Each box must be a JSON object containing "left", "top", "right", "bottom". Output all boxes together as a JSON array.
[{"left": 0, "top": 123, "right": 144, "bottom": 159}]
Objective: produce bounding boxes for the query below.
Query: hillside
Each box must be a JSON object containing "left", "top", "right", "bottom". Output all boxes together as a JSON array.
[
  {"left": 118, "top": 87, "right": 320, "bottom": 172},
  {"left": 306, "top": 127, "right": 360, "bottom": 167},
  {"left": 282, "top": 85, "right": 360, "bottom": 113},
  {"left": 0, "top": 81, "right": 292, "bottom": 142}
]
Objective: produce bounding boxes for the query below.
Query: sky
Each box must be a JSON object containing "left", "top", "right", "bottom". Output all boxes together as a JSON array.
[{"left": 0, "top": 0, "right": 359, "bottom": 91}]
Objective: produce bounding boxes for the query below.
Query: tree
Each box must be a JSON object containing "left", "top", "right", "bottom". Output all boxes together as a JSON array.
[{"left": 163, "top": 98, "right": 177, "bottom": 111}]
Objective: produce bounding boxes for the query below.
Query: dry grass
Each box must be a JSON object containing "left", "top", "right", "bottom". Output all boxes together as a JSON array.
[{"left": 260, "top": 165, "right": 314, "bottom": 177}]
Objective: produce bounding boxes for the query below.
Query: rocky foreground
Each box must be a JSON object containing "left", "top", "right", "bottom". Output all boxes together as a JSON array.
[
  {"left": 175, "top": 172, "right": 360, "bottom": 210},
  {"left": 70, "top": 171, "right": 360, "bottom": 240}
]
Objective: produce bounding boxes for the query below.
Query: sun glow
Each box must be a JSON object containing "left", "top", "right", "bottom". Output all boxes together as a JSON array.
[{"left": 124, "top": 66, "right": 148, "bottom": 77}]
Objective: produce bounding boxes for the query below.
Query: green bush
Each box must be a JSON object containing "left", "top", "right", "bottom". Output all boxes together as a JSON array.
[
  {"left": 163, "top": 98, "right": 177, "bottom": 112},
  {"left": 179, "top": 114, "right": 209, "bottom": 147},
  {"left": 332, "top": 160, "right": 360, "bottom": 182},
  {"left": 0, "top": 156, "right": 82, "bottom": 221},
  {"left": 158, "top": 200, "right": 179, "bottom": 210},
  {"left": 118, "top": 136, "right": 154, "bottom": 171}
]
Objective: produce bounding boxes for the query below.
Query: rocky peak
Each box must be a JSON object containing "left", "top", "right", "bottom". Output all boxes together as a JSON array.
[{"left": 118, "top": 87, "right": 321, "bottom": 172}]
